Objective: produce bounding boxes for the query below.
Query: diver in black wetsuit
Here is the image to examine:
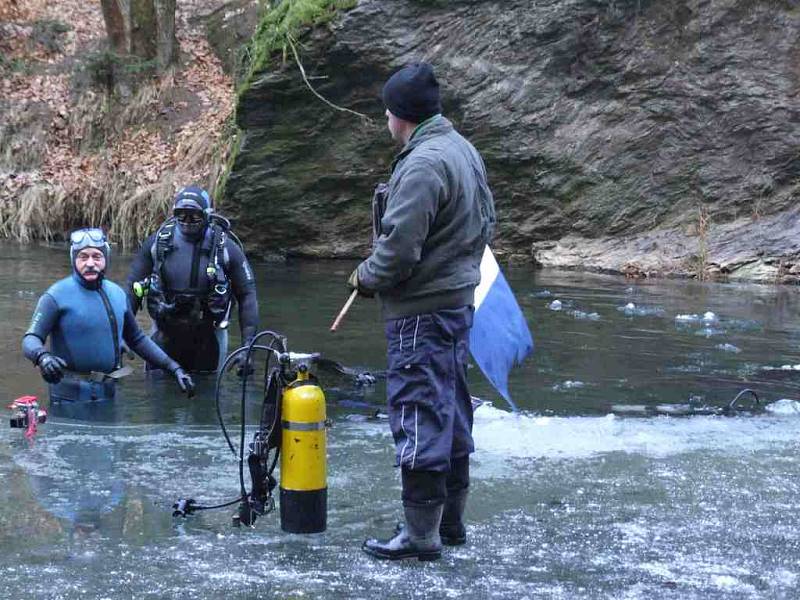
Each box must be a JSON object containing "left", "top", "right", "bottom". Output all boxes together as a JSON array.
[{"left": 126, "top": 186, "right": 259, "bottom": 374}]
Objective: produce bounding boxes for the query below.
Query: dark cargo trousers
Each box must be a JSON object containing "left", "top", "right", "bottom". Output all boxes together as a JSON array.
[{"left": 384, "top": 306, "right": 474, "bottom": 506}]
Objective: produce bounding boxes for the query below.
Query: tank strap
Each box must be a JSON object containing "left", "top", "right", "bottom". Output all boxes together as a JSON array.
[
  {"left": 152, "top": 218, "right": 177, "bottom": 286},
  {"left": 210, "top": 225, "right": 228, "bottom": 285}
]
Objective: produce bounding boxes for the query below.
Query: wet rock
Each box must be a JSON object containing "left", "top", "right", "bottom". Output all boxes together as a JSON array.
[
  {"left": 226, "top": 0, "right": 800, "bottom": 276},
  {"left": 621, "top": 262, "right": 648, "bottom": 279},
  {"left": 200, "top": 0, "right": 261, "bottom": 74}
]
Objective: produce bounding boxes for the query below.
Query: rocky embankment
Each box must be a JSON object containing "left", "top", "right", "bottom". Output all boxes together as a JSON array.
[{"left": 224, "top": 0, "right": 800, "bottom": 282}]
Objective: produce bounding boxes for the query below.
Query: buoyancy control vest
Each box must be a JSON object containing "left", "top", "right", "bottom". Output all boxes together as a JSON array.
[{"left": 146, "top": 215, "right": 242, "bottom": 328}]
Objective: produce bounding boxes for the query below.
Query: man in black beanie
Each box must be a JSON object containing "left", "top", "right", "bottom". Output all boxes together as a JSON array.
[{"left": 349, "top": 62, "right": 496, "bottom": 561}]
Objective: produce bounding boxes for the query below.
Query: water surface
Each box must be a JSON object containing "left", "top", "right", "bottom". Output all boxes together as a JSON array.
[{"left": 2, "top": 243, "right": 800, "bottom": 599}]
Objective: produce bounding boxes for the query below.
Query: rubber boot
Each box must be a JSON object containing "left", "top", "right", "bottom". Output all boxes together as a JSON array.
[
  {"left": 439, "top": 488, "right": 468, "bottom": 545},
  {"left": 362, "top": 504, "right": 444, "bottom": 561},
  {"left": 393, "top": 489, "right": 468, "bottom": 546}
]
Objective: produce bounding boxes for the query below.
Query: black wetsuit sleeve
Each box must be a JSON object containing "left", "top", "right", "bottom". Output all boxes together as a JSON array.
[
  {"left": 227, "top": 239, "right": 259, "bottom": 341},
  {"left": 22, "top": 293, "right": 59, "bottom": 365},
  {"left": 126, "top": 234, "right": 157, "bottom": 313},
  {"left": 122, "top": 308, "right": 179, "bottom": 372}
]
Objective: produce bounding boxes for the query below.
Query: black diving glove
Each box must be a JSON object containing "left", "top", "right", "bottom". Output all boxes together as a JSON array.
[
  {"left": 229, "top": 340, "right": 256, "bottom": 378},
  {"left": 37, "top": 353, "right": 67, "bottom": 384},
  {"left": 173, "top": 367, "right": 195, "bottom": 398}
]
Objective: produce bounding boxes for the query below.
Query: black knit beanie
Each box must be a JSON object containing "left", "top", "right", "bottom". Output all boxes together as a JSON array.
[{"left": 382, "top": 62, "right": 442, "bottom": 124}]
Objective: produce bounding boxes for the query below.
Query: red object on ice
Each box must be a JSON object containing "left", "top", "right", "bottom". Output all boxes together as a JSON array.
[
  {"left": 24, "top": 407, "right": 38, "bottom": 440},
  {"left": 8, "top": 396, "right": 46, "bottom": 440},
  {"left": 9, "top": 395, "right": 38, "bottom": 408}
]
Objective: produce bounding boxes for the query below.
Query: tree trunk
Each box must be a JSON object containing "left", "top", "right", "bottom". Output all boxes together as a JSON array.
[
  {"left": 154, "top": 0, "right": 178, "bottom": 71},
  {"left": 100, "top": 0, "right": 128, "bottom": 55},
  {"left": 99, "top": 0, "right": 177, "bottom": 78},
  {"left": 130, "top": 0, "right": 158, "bottom": 62}
]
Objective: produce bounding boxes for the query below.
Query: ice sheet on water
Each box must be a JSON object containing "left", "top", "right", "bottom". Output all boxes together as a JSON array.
[
  {"left": 695, "top": 327, "right": 725, "bottom": 337},
  {"left": 676, "top": 313, "right": 702, "bottom": 323},
  {"left": 552, "top": 380, "right": 587, "bottom": 392},
  {"left": 715, "top": 343, "right": 741, "bottom": 353},
  {"left": 617, "top": 302, "right": 666, "bottom": 317},
  {"left": 472, "top": 402, "right": 800, "bottom": 460},
  {"left": 676, "top": 311, "right": 717, "bottom": 323},
  {"left": 545, "top": 299, "right": 599, "bottom": 320},
  {"left": 568, "top": 309, "right": 601, "bottom": 321},
  {"left": 676, "top": 311, "right": 761, "bottom": 335},
  {"left": 765, "top": 399, "right": 800, "bottom": 414}
]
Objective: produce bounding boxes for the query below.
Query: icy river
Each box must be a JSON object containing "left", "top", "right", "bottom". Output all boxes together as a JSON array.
[{"left": 2, "top": 243, "right": 800, "bottom": 599}]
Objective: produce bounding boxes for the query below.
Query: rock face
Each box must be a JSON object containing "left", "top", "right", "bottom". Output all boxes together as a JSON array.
[
  {"left": 201, "top": 0, "right": 261, "bottom": 74},
  {"left": 225, "top": 0, "right": 800, "bottom": 280}
]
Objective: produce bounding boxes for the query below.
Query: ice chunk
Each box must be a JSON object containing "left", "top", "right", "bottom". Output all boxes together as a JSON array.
[{"left": 715, "top": 343, "right": 741, "bottom": 353}]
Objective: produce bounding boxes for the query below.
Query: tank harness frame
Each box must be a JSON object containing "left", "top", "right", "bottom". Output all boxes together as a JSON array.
[{"left": 148, "top": 214, "right": 243, "bottom": 328}]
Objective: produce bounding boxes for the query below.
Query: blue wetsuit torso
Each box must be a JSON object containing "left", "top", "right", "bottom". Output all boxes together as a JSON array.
[
  {"left": 30, "top": 274, "right": 127, "bottom": 372},
  {"left": 23, "top": 273, "right": 180, "bottom": 402}
]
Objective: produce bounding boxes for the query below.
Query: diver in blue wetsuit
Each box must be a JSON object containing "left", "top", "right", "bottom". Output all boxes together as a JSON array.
[
  {"left": 22, "top": 228, "right": 195, "bottom": 402},
  {"left": 125, "top": 186, "right": 259, "bottom": 374}
]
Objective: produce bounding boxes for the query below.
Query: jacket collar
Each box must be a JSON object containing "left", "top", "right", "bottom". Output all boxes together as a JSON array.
[{"left": 391, "top": 115, "right": 452, "bottom": 172}]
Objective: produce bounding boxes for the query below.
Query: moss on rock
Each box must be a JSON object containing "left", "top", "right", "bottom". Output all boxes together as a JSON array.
[{"left": 238, "top": 0, "right": 357, "bottom": 94}]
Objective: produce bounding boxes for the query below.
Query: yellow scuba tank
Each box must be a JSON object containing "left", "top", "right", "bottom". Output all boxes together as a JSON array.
[{"left": 280, "top": 361, "right": 327, "bottom": 533}]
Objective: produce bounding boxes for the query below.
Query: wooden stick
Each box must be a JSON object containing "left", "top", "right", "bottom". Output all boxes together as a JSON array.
[{"left": 330, "top": 289, "right": 359, "bottom": 332}]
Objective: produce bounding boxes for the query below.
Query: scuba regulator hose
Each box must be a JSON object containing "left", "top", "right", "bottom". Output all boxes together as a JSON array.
[
  {"left": 726, "top": 388, "right": 759, "bottom": 414},
  {"left": 173, "top": 331, "right": 287, "bottom": 523}
]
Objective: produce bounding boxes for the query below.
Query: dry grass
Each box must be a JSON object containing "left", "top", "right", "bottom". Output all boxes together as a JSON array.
[
  {"left": 106, "top": 177, "right": 175, "bottom": 247},
  {"left": 0, "top": 183, "right": 67, "bottom": 242},
  {"left": 1, "top": 171, "right": 176, "bottom": 248},
  {"left": 694, "top": 206, "right": 711, "bottom": 281}
]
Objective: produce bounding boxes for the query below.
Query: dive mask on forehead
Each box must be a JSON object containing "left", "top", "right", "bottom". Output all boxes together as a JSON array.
[
  {"left": 69, "top": 227, "right": 110, "bottom": 285},
  {"left": 70, "top": 227, "right": 106, "bottom": 247},
  {"left": 69, "top": 228, "right": 110, "bottom": 258}
]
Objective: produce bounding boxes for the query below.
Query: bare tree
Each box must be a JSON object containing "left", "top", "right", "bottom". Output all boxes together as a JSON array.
[{"left": 100, "top": 0, "right": 178, "bottom": 75}]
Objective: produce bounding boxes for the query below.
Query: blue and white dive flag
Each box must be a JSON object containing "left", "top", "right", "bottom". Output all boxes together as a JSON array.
[{"left": 469, "top": 246, "right": 534, "bottom": 411}]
